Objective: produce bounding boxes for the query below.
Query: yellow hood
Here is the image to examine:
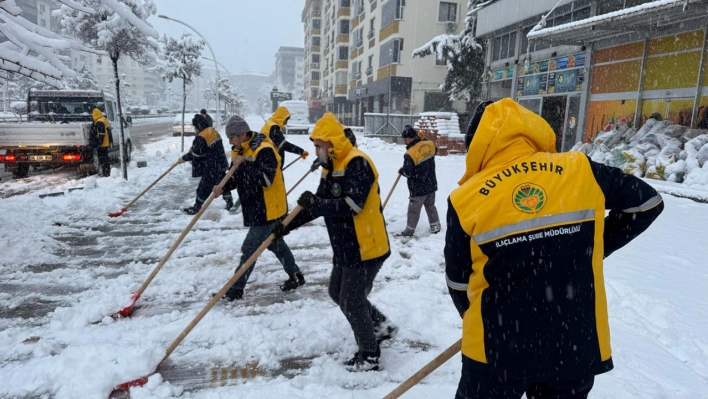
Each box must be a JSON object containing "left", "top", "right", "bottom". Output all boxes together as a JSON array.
[
  {"left": 260, "top": 106, "right": 291, "bottom": 137},
  {"left": 459, "top": 98, "right": 556, "bottom": 185},
  {"left": 91, "top": 108, "right": 109, "bottom": 126},
  {"left": 310, "top": 114, "right": 352, "bottom": 162}
]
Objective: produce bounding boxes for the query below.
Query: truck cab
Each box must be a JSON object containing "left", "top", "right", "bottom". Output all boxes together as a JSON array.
[{"left": 0, "top": 90, "right": 132, "bottom": 178}]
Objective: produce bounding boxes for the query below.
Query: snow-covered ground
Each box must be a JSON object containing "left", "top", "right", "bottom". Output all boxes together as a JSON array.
[{"left": 0, "top": 115, "right": 707, "bottom": 399}]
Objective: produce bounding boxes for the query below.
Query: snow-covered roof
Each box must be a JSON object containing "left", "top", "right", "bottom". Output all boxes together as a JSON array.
[{"left": 527, "top": 0, "right": 708, "bottom": 45}]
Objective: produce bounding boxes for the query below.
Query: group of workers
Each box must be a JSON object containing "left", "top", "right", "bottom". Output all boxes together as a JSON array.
[{"left": 172, "top": 99, "right": 663, "bottom": 398}]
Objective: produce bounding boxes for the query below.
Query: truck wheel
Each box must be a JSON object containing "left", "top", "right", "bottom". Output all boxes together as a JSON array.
[{"left": 12, "top": 163, "right": 29, "bottom": 179}]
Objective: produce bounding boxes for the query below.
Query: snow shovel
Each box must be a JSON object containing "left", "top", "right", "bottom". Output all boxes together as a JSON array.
[
  {"left": 112, "top": 206, "right": 304, "bottom": 393},
  {"left": 286, "top": 160, "right": 321, "bottom": 196},
  {"left": 108, "top": 160, "right": 180, "bottom": 218},
  {"left": 110, "top": 162, "right": 240, "bottom": 318},
  {"left": 282, "top": 156, "right": 301, "bottom": 171},
  {"left": 381, "top": 339, "right": 462, "bottom": 399},
  {"left": 382, "top": 174, "right": 402, "bottom": 210}
]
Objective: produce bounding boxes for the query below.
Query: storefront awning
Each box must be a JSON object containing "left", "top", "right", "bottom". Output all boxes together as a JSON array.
[{"left": 527, "top": 0, "right": 708, "bottom": 45}]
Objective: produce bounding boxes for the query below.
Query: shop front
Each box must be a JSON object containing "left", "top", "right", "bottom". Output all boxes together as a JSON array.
[
  {"left": 513, "top": 53, "right": 587, "bottom": 152},
  {"left": 348, "top": 76, "right": 412, "bottom": 127}
]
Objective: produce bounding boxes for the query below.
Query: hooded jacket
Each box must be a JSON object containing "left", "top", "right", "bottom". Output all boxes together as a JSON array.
[
  {"left": 400, "top": 136, "right": 437, "bottom": 197},
  {"left": 288, "top": 116, "right": 390, "bottom": 266},
  {"left": 91, "top": 109, "right": 112, "bottom": 148},
  {"left": 445, "top": 98, "right": 663, "bottom": 381},
  {"left": 261, "top": 106, "right": 305, "bottom": 164},
  {"left": 181, "top": 126, "right": 228, "bottom": 179},
  {"left": 222, "top": 132, "right": 287, "bottom": 226}
]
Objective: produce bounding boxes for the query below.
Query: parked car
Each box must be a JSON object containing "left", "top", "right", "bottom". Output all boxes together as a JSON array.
[
  {"left": 172, "top": 113, "right": 196, "bottom": 136},
  {"left": 279, "top": 100, "right": 310, "bottom": 135}
]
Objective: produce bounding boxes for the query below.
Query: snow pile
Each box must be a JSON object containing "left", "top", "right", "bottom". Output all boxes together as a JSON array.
[{"left": 574, "top": 118, "right": 708, "bottom": 187}]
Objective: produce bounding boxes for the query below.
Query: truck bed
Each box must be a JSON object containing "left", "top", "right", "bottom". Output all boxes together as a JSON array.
[{"left": 0, "top": 122, "right": 91, "bottom": 148}]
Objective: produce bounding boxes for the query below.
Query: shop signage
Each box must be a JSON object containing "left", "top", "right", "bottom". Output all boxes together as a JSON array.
[
  {"left": 493, "top": 67, "right": 515, "bottom": 81},
  {"left": 517, "top": 53, "right": 585, "bottom": 97},
  {"left": 270, "top": 91, "right": 293, "bottom": 101}
]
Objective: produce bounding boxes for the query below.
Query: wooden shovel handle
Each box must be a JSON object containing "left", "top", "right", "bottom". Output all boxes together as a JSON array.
[
  {"left": 286, "top": 166, "right": 317, "bottom": 196},
  {"left": 382, "top": 174, "right": 402, "bottom": 211},
  {"left": 135, "top": 163, "right": 239, "bottom": 296},
  {"left": 124, "top": 160, "right": 180, "bottom": 210},
  {"left": 162, "top": 206, "right": 304, "bottom": 361},
  {"left": 382, "top": 339, "right": 462, "bottom": 399},
  {"left": 282, "top": 157, "right": 301, "bottom": 171}
]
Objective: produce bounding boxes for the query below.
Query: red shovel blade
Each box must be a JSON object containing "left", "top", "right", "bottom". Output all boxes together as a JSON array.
[
  {"left": 112, "top": 292, "right": 140, "bottom": 319},
  {"left": 112, "top": 375, "right": 150, "bottom": 392},
  {"left": 108, "top": 207, "right": 127, "bottom": 218}
]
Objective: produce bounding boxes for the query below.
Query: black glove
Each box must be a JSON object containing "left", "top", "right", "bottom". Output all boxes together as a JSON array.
[
  {"left": 271, "top": 221, "right": 289, "bottom": 240},
  {"left": 398, "top": 167, "right": 406, "bottom": 177},
  {"left": 297, "top": 191, "right": 316, "bottom": 211}
]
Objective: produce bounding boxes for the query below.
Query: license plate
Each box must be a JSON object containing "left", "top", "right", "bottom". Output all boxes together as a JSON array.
[{"left": 30, "top": 155, "right": 52, "bottom": 161}]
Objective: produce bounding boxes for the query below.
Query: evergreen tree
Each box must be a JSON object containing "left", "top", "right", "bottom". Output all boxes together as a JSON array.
[{"left": 65, "top": 63, "right": 101, "bottom": 91}]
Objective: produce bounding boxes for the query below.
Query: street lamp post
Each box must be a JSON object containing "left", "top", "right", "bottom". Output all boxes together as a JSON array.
[{"left": 158, "top": 14, "right": 221, "bottom": 129}]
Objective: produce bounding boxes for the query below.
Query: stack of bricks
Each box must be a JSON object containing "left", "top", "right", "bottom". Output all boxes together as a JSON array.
[{"left": 414, "top": 112, "right": 466, "bottom": 156}]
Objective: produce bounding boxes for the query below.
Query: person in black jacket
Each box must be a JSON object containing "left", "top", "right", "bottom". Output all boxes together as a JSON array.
[
  {"left": 179, "top": 114, "right": 233, "bottom": 215},
  {"left": 397, "top": 125, "right": 440, "bottom": 237},
  {"left": 261, "top": 106, "right": 309, "bottom": 167},
  {"left": 91, "top": 108, "right": 112, "bottom": 177},
  {"left": 446, "top": 99, "right": 663, "bottom": 399},
  {"left": 212, "top": 116, "right": 305, "bottom": 299}
]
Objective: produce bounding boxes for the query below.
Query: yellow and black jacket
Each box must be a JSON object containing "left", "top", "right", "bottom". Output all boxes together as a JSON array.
[
  {"left": 400, "top": 137, "right": 437, "bottom": 197},
  {"left": 181, "top": 127, "right": 228, "bottom": 179},
  {"left": 445, "top": 98, "right": 663, "bottom": 380},
  {"left": 91, "top": 109, "right": 112, "bottom": 148},
  {"left": 223, "top": 133, "right": 287, "bottom": 227},
  {"left": 288, "top": 116, "right": 390, "bottom": 266},
  {"left": 261, "top": 106, "right": 305, "bottom": 165}
]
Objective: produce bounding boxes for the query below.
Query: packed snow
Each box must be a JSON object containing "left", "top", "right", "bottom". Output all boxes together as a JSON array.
[{"left": 0, "top": 115, "right": 707, "bottom": 399}]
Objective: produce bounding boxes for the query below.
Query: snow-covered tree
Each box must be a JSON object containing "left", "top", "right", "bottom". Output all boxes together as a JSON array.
[
  {"left": 209, "top": 77, "right": 246, "bottom": 119},
  {"left": 55, "top": 0, "right": 160, "bottom": 180},
  {"left": 0, "top": 0, "right": 104, "bottom": 88},
  {"left": 413, "top": 0, "right": 487, "bottom": 105},
  {"left": 156, "top": 33, "right": 204, "bottom": 151},
  {"left": 64, "top": 62, "right": 101, "bottom": 91},
  {"left": 10, "top": 101, "right": 27, "bottom": 122}
]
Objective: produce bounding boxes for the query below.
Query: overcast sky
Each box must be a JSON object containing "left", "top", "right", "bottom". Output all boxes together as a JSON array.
[{"left": 149, "top": 0, "right": 305, "bottom": 75}]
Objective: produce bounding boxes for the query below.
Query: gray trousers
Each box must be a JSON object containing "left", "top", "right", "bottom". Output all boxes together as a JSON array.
[
  {"left": 406, "top": 192, "right": 441, "bottom": 232},
  {"left": 329, "top": 259, "right": 386, "bottom": 353},
  {"left": 230, "top": 221, "right": 300, "bottom": 291}
]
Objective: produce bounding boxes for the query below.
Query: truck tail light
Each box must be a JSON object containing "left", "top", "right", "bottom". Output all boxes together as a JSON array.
[
  {"left": 0, "top": 155, "right": 4, "bottom": 161},
  {"left": 5, "top": 154, "right": 16, "bottom": 162},
  {"left": 62, "top": 154, "right": 81, "bottom": 161}
]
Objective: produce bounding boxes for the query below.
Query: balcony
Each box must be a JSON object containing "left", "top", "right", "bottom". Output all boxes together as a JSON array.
[
  {"left": 312, "top": 62, "right": 320, "bottom": 69},
  {"left": 380, "top": 20, "right": 399, "bottom": 42},
  {"left": 354, "top": 71, "right": 362, "bottom": 80},
  {"left": 311, "top": 28, "right": 321, "bottom": 35},
  {"left": 310, "top": 80, "right": 320, "bottom": 87},
  {"left": 336, "top": 60, "right": 348, "bottom": 70},
  {"left": 367, "top": 30, "right": 374, "bottom": 39},
  {"left": 335, "top": 85, "right": 348, "bottom": 96},
  {"left": 337, "top": 8, "right": 350, "bottom": 18},
  {"left": 312, "top": 46, "right": 321, "bottom": 53},
  {"left": 366, "top": 66, "right": 373, "bottom": 76},
  {"left": 336, "top": 34, "right": 349, "bottom": 44},
  {"left": 351, "top": 15, "right": 360, "bottom": 28},
  {"left": 350, "top": 80, "right": 357, "bottom": 89},
  {"left": 350, "top": 48, "right": 358, "bottom": 60},
  {"left": 377, "top": 64, "right": 397, "bottom": 80}
]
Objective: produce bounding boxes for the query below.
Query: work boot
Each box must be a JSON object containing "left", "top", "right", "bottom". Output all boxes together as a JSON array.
[
  {"left": 280, "top": 271, "right": 306, "bottom": 292},
  {"left": 223, "top": 287, "right": 243, "bottom": 301},
  {"left": 375, "top": 319, "right": 399, "bottom": 345},
  {"left": 224, "top": 196, "right": 234, "bottom": 210},
  {"left": 344, "top": 346, "right": 381, "bottom": 372},
  {"left": 180, "top": 205, "right": 200, "bottom": 215},
  {"left": 395, "top": 228, "right": 414, "bottom": 237},
  {"left": 430, "top": 223, "right": 441, "bottom": 234}
]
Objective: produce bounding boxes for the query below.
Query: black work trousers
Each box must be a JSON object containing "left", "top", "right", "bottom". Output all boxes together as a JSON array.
[
  {"left": 456, "top": 355, "right": 595, "bottom": 399},
  {"left": 195, "top": 172, "right": 232, "bottom": 209},
  {"left": 328, "top": 258, "right": 387, "bottom": 354},
  {"left": 97, "top": 147, "right": 110, "bottom": 177}
]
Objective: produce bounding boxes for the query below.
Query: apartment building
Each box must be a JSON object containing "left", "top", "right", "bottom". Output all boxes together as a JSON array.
[
  {"left": 274, "top": 46, "right": 305, "bottom": 92},
  {"left": 302, "top": 0, "right": 325, "bottom": 122},
  {"left": 319, "top": 0, "right": 352, "bottom": 123},
  {"left": 347, "top": 0, "right": 468, "bottom": 126}
]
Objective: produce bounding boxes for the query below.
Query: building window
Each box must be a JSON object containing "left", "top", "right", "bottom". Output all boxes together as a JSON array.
[
  {"left": 338, "top": 46, "right": 349, "bottom": 60},
  {"left": 339, "top": 19, "right": 350, "bottom": 35},
  {"left": 438, "top": 2, "right": 457, "bottom": 22},
  {"left": 435, "top": 57, "right": 446, "bottom": 66},
  {"left": 312, "top": 71, "right": 321, "bottom": 80},
  {"left": 340, "top": 0, "right": 351, "bottom": 7},
  {"left": 379, "top": 38, "right": 403, "bottom": 68},
  {"left": 40, "top": 19, "right": 46, "bottom": 27},
  {"left": 367, "top": 55, "right": 374, "bottom": 75},
  {"left": 381, "top": 0, "right": 404, "bottom": 28},
  {"left": 352, "top": 28, "right": 364, "bottom": 47},
  {"left": 313, "top": 19, "right": 321, "bottom": 29},
  {"left": 368, "top": 17, "right": 376, "bottom": 39},
  {"left": 521, "top": 3, "right": 590, "bottom": 55},
  {"left": 313, "top": 36, "right": 321, "bottom": 47},
  {"left": 492, "top": 31, "right": 516, "bottom": 61},
  {"left": 312, "top": 54, "right": 320, "bottom": 63}
]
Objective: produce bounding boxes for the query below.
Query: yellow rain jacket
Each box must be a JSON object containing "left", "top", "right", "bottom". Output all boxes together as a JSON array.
[
  {"left": 91, "top": 109, "right": 111, "bottom": 148},
  {"left": 288, "top": 115, "right": 390, "bottom": 265},
  {"left": 445, "top": 98, "right": 664, "bottom": 380}
]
